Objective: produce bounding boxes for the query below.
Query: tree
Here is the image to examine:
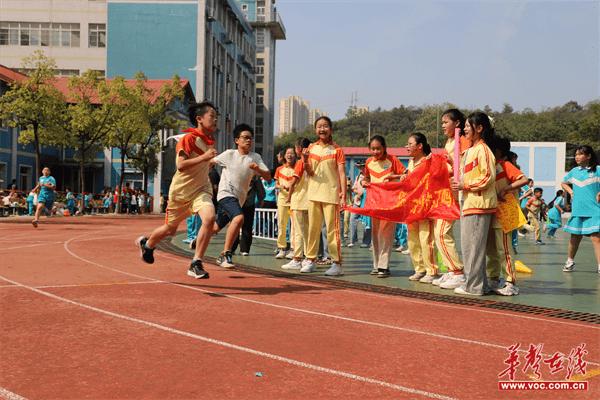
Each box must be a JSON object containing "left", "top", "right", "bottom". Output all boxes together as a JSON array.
[
  {"left": 501, "top": 103, "right": 514, "bottom": 114},
  {"left": 125, "top": 73, "right": 185, "bottom": 193},
  {"left": 62, "top": 70, "right": 117, "bottom": 195},
  {"left": 0, "top": 51, "right": 66, "bottom": 181}
]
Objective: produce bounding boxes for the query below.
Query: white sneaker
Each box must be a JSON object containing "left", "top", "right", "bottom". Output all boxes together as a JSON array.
[
  {"left": 495, "top": 282, "right": 520, "bottom": 296},
  {"left": 300, "top": 260, "right": 316, "bottom": 273},
  {"left": 419, "top": 274, "right": 438, "bottom": 284},
  {"left": 347, "top": 243, "right": 354, "bottom": 248},
  {"left": 408, "top": 272, "right": 426, "bottom": 281},
  {"left": 285, "top": 250, "right": 294, "bottom": 259},
  {"left": 454, "top": 286, "right": 483, "bottom": 296},
  {"left": 432, "top": 272, "right": 451, "bottom": 286},
  {"left": 275, "top": 249, "right": 286, "bottom": 259},
  {"left": 394, "top": 246, "right": 407, "bottom": 252},
  {"left": 324, "top": 262, "right": 344, "bottom": 276},
  {"left": 241, "top": 252, "right": 249, "bottom": 256},
  {"left": 439, "top": 274, "right": 466, "bottom": 289},
  {"left": 401, "top": 249, "right": 410, "bottom": 255},
  {"left": 562, "top": 260, "right": 575, "bottom": 272},
  {"left": 281, "top": 259, "right": 302, "bottom": 270},
  {"left": 517, "top": 231, "right": 526, "bottom": 238}
]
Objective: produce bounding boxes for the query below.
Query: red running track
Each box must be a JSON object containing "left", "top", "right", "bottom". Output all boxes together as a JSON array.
[{"left": 0, "top": 217, "right": 598, "bottom": 400}]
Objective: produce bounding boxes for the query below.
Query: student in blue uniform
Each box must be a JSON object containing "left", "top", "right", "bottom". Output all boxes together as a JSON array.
[
  {"left": 32, "top": 167, "right": 56, "bottom": 228},
  {"left": 561, "top": 146, "right": 600, "bottom": 273}
]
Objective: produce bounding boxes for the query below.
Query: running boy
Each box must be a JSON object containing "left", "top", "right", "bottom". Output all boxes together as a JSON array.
[
  {"left": 526, "top": 188, "right": 545, "bottom": 245},
  {"left": 136, "top": 102, "right": 218, "bottom": 279},
  {"left": 211, "top": 123, "right": 271, "bottom": 268}
]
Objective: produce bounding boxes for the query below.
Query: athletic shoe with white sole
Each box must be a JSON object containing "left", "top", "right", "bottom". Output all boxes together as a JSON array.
[
  {"left": 324, "top": 263, "right": 344, "bottom": 276},
  {"left": 187, "top": 259, "right": 209, "bottom": 279},
  {"left": 408, "top": 272, "right": 426, "bottom": 281},
  {"left": 216, "top": 251, "right": 235, "bottom": 268},
  {"left": 285, "top": 250, "right": 294, "bottom": 259},
  {"left": 419, "top": 274, "right": 438, "bottom": 284},
  {"left": 562, "top": 260, "right": 575, "bottom": 272},
  {"left": 281, "top": 259, "right": 302, "bottom": 270},
  {"left": 454, "top": 286, "right": 483, "bottom": 296},
  {"left": 377, "top": 268, "right": 390, "bottom": 278},
  {"left": 432, "top": 272, "right": 451, "bottom": 286},
  {"left": 135, "top": 236, "right": 154, "bottom": 264},
  {"left": 369, "top": 268, "right": 379, "bottom": 275},
  {"left": 495, "top": 282, "right": 520, "bottom": 296},
  {"left": 300, "top": 260, "right": 316, "bottom": 273},
  {"left": 274, "top": 249, "right": 286, "bottom": 259},
  {"left": 439, "top": 274, "right": 466, "bottom": 290}
]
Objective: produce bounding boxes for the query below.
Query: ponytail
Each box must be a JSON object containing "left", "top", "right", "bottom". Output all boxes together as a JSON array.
[{"left": 410, "top": 132, "right": 431, "bottom": 155}]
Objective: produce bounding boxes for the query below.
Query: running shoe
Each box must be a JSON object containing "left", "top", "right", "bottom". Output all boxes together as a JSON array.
[
  {"left": 135, "top": 236, "right": 154, "bottom": 264},
  {"left": 187, "top": 259, "right": 209, "bottom": 279}
]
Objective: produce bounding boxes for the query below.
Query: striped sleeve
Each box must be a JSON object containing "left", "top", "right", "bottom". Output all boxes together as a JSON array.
[{"left": 464, "top": 145, "right": 495, "bottom": 191}]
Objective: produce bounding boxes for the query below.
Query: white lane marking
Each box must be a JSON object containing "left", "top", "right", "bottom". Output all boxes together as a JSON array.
[
  {"left": 0, "top": 274, "right": 457, "bottom": 400},
  {"left": 62, "top": 236, "right": 600, "bottom": 365},
  {"left": 36, "top": 281, "right": 163, "bottom": 289},
  {"left": 0, "top": 387, "right": 28, "bottom": 400},
  {"left": 159, "top": 252, "right": 600, "bottom": 331},
  {"left": 0, "top": 242, "right": 64, "bottom": 251}
]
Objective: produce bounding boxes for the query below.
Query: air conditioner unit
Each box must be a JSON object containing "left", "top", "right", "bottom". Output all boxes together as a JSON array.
[
  {"left": 206, "top": 7, "right": 215, "bottom": 21},
  {"left": 226, "top": 73, "right": 232, "bottom": 82}
]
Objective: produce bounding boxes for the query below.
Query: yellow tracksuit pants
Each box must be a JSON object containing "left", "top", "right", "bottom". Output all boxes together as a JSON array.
[
  {"left": 306, "top": 201, "right": 342, "bottom": 263},
  {"left": 291, "top": 209, "right": 309, "bottom": 259},
  {"left": 372, "top": 217, "right": 395, "bottom": 270},
  {"left": 277, "top": 204, "right": 291, "bottom": 249},
  {"left": 407, "top": 219, "right": 438, "bottom": 276}
]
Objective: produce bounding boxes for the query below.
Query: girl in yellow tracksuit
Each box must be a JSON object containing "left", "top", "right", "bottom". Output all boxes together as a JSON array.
[
  {"left": 451, "top": 111, "right": 497, "bottom": 296},
  {"left": 405, "top": 133, "right": 439, "bottom": 283},
  {"left": 299, "top": 116, "right": 347, "bottom": 276},
  {"left": 362, "top": 135, "right": 406, "bottom": 278},
  {"left": 274, "top": 147, "right": 296, "bottom": 258},
  {"left": 433, "top": 108, "right": 469, "bottom": 289}
]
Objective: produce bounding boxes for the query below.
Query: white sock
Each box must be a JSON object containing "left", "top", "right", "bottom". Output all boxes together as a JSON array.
[{"left": 567, "top": 258, "right": 574, "bottom": 263}]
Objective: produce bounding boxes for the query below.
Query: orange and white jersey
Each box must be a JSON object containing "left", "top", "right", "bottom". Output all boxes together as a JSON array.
[
  {"left": 303, "top": 141, "right": 345, "bottom": 204},
  {"left": 364, "top": 154, "right": 405, "bottom": 183},
  {"left": 169, "top": 131, "right": 214, "bottom": 202},
  {"left": 461, "top": 141, "right": 497, "bottom": 215},
  {"left": 291, "top": 160, "right": 309, "bottom": 211}
]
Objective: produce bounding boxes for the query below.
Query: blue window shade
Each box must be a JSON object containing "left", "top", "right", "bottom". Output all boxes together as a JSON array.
[{"left": 512, "top": 146, "right": 529, "bottom": 178}]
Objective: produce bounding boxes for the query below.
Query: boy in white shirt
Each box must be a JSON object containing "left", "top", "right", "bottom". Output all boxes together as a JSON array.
[{"left": 211, "top": 124, "right": 271, "bottom": 268}]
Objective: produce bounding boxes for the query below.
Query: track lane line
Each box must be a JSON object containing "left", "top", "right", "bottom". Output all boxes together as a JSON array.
[{"left": 0, "top": 274, "right": 458, "bottom": 400}]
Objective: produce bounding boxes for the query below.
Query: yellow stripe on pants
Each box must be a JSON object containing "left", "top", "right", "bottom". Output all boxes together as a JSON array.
[
  {"left": 306, "top": 201, "right": 342, "bottom": 263},
  {"left": 277, "top": 204, "right": 291, "bottom": 249},
  {"left": 407, "top": 219, "right": 438, "bottom": 275},
  {"left": 486, "top": 224, "right": 516, "bottom": 283}
]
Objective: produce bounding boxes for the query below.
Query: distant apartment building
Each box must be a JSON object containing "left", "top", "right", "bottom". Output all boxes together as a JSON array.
[
  {"left": 0, "top": 0, "right": 107, "bottom": 76},
  {"left": 309, "top": 108, "right": 325, "bottom": 126},
  {"left": 235, "top": 0, "right": 285, "bottom": 167},
  {"left": 278, "top": 95, "right": 309, "bottom": 134}
]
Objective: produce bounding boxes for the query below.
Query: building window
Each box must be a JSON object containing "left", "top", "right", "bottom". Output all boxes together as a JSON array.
[
  {"left": 0, "top": 21, "right": 80, "bottom": 47},
  {"left": 256, "top": 29, "right": 264, "bottom": 51},
  {"left": 88, "top": 23, "right": 106, "bottom": 48},
  {"left": 19, "top": 165, "right": 32, "bottom": 191}
]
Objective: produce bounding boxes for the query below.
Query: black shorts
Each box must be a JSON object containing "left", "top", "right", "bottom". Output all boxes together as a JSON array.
[{"left": 216, "top": 196, "right": 243, "bottom": 229}]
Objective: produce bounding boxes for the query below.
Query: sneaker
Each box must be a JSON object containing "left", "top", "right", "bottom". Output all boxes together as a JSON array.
[
  {"left": 285, "top": 250, "right": 294, "bottom": 259},
  {"left": 182, "top": 238, "right": 192, "bottom": 244},
  {"left": 401, "top": 249, "right": 410, "bottom": 255},
  {"left": 439, "top": 273, "right": 466, "bottom": 290},
  {"left": 394, "top": 246, "right": 407, "bottom": 252},
  {"left": 31, "top": 220, "right": 38, "bottom": 228},
  {"left": 517, "top": 231, "right": 526, "bottom": 237},
  {"left": 217, "top": 251, "right": 235, "bottom": 268},
  {"left": 535, "top": 240, "right": 545, "bottom": 245},
  {"left": 324, "top": 262, "right": 344, "bottom": 276},
  {"left": 562, "top": 260, "right": 575, "bottom": 272},
  {"left": 359, "top": 243, "right": 369, "bottom": 248},
  {"left": 377, "top": 268, "right": 390, "bottom": 278},
  {"left": 275, "top": 249, "right": 286, "bottom": 259},
  {"left": 316, "top": 257, "right": 333, "bottom": 265},
  {"left": 241, "top": 252, "right": 249, "bottom": 256},
  {"left": 432, "top": 272, "right": 451, "bottom": 286},
  {"left": 454, "top": 286, "right": 483, "bottom": 296},
  {"left": 369, "top": 267, "right": 379, "bottom": 275},
  {"left": 347, "top": 243, "right": 354, "bottom": 248},
  {"left": 419, "top": 274, "right": 438, "bottom": 284},
  {"left": 300, "top": 260, "right": 316, "bottom": 273},
  {"left": 495, "top": 282, "right": 520, "bottom": 296},
  {"left": 281, "top": 259, "right": 302, "bottom": 270},
  {"left": 408, "top": 272, "right": 426, "bottom": 281},
  {"left": 135, "top": 236, "right": 154, "bottom": 264},
  {"left": 189, "top": 240, "right": 196, "bottom": 250},
  {"left": 187, "top": 259, "right": 209, "bottom": 279}
]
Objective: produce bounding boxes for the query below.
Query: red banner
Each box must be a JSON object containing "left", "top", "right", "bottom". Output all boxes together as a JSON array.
[{"left": 346, "top": 154, "right": 460, "bottom": 223}]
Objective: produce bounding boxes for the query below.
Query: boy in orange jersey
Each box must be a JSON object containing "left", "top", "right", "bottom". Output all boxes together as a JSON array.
[{"left": 136, "top": 102, "right": 218, "bottom": 279}]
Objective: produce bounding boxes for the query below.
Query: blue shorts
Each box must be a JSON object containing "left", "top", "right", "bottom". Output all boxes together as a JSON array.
[
  {"left": 216, "top": 197, "right": 243, "bottom": 229},
  {"left": 38, "top": 192, "right": 54, "bottom": 207}
]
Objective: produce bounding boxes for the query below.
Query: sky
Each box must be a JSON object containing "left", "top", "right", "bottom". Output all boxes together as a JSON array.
[{"left": 273, "top": 0, "right": 600, "bottom": 130}]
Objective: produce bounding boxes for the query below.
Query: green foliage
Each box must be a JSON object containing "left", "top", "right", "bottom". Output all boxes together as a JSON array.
[{"left": 275, "top": 100, "right": 599, "bottom": 166}]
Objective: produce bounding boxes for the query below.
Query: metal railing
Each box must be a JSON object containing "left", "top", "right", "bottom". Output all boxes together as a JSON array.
[{"left": 253, "top": 207, "right": 277, "bottom": 241}]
